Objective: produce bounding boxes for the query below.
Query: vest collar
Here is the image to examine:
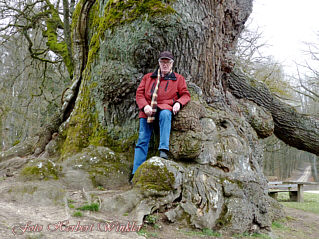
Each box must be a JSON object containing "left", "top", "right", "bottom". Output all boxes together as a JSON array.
[{"left": 151, "top": 68, "right": 177, "bottom": 81}]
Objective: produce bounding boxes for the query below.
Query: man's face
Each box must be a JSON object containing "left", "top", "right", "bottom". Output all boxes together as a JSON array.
[{"left": 159, "top": 58, "right": 173, "bottom": 74}]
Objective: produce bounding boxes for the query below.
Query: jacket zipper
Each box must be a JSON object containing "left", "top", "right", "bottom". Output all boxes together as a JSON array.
[{"left": 165, "top": 81, "right": 169, "bottom": 92}]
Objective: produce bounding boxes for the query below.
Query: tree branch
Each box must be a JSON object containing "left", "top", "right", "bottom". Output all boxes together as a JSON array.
[
  {"left": 227, "top": 68, "right": 319, "bottom": 156},
  {"left": 291, "top": 87, "right": 318, "bottom": 102}
]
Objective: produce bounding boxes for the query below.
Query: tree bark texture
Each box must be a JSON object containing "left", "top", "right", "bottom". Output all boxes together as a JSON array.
[{"left": 227, "top": 69, "right": 319, "bottom": 156}]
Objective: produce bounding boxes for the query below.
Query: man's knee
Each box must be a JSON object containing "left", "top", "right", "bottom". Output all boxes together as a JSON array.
[
  {"left": 160, "top": 110, "right": 172, "bottom": 120},
  {"left": 136, "top": 130, "right": 151, "bottom": 146}
]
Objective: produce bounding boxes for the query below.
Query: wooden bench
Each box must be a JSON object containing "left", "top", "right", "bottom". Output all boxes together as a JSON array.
[{"left": 268, "top": 181, "right": 318, "bottom": 203}]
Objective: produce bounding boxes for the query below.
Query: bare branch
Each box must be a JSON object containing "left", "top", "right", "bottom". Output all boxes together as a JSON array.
[{"left": 293, "top": 89, "right": 318, "bottom": 102}]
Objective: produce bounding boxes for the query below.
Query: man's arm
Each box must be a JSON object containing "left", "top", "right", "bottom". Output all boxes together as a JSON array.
[
  {"left": 136, "top": 75, "right": 149, "bottom": 110},
  {"left": 176, "top": 76, "right": 191, "bottom": 107}
]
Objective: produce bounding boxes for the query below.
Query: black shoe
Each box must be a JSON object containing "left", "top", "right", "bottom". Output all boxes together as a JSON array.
[
  {"left": 159, "top": 150, "right": 168, "bottom": 159},
  {"left": 129, "top": 173, "right": 134, "bottom": 184}
]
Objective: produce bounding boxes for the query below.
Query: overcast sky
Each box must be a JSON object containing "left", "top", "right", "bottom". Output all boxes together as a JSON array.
[{"left": 248, "top": 0, "right": 319, "bottom": 74}]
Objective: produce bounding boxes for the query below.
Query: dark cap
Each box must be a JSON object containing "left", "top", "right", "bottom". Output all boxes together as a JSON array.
[{"left": 159, "top": 51, "right": 174, "bottom": 61}]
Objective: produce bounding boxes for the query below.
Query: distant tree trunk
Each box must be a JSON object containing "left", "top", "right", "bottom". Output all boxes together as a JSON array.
[
  {"left": 309, "top": 154, "right": 319, "bottom": 181},
  {"left": 70, "top": 0, "right": 76, "bottom": 16},
  {"left": 63, "top": 0, "right": 73, "bottom": 69},
  {"left": 271, "top": 151, "right": 275, "bottom": 176}
]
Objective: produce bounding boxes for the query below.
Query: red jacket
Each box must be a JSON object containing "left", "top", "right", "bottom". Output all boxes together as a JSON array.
[{"left": 136, "top": 70, "right": 191, "bottom": 118}]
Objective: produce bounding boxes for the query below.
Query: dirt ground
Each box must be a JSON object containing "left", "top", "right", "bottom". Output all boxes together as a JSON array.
[
  {"left": 271, "top": 207, "right": 319, "bottom": 239},
  {"left": 132, "top": 205, "right": 319, "bottom": 239},
  {"left": 1, "top": 173, "right": 319, "bottom": 239},
  {"left": 1, "top": 197, "right": 318, "bottom": 239}
]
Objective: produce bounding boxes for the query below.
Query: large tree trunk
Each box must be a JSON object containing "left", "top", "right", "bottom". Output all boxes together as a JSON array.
[
  {"left": 62, "top": 0, "right": 253, "bottom": 154},
  {"left": 309, "top": 154, "right": 319, "bottom": 182},
  {"left": 55, "top": 0, "right": 284, "bottom": 234}
]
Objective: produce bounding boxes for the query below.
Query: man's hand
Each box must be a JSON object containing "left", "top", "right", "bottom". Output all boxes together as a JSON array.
[
  {"left": 173, "top": 102, "right": 181, "bottom": 115},
  {"left": 144, "top": 105, "right": 153, "bottom": 116}
]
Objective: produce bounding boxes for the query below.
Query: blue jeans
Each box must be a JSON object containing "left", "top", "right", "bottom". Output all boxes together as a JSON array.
[{"left": 132, "top": 109, "right": 172, "bottom": 174}]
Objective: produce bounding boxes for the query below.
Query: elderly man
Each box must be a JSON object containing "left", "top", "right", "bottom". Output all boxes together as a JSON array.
[{"left": 131, "top": 51, "right": 191, "bottom": 180}]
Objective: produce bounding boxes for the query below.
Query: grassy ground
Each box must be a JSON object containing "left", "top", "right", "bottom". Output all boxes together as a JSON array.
[
  {"left": 270, "top": 192, "right": 319, "bottom": 239},
  {"left": 277, "top": 192, "right": 319, "bottom": 214}
]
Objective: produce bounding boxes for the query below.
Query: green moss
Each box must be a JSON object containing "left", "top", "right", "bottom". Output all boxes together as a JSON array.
[
  {"left": 61, "top": 79, "right": 138, "bottom": 157},
  {"left": 91, "top": 131, "right": 138, "bottom": 153},
  {"left": 89, "top": 160, "right": 126, "bottom": 186},
  {"left": 133, "top": 160, "right": 175, "bottom": 192},
  {"left": 71, "top": 0, "right": 85, "bottom": 33},
  {"left": 103, "top": 0, "right": 176, "bottom": 27},
  {"left": 89, "top": 163, "right": 124, "bottom": 187},
  {"left": 87, "top": 0, "right": 100, "bottom": 41},
  {"left": 62, "top": 81, "right": 96, "bottom": 156},
  {"left": 12, "top": 140, "right": 20, "bottom": 146},
  {"left": 20, "top": 161, "right": 62, "bottom": 180},
  {"left": 188, "top": 88, "right": 201, "bottom": 102},
  {"left": 64, "top": 145, "right": 131, "bottom": 188},
  {"left": 178, "top": 211, "right": 192, "bottom": 225},
  {"left": 87, "top": 0, "right": 176, "bottom": 67},
  {"left": 178, "top": 133, "right": 202, "bottom": 158}
]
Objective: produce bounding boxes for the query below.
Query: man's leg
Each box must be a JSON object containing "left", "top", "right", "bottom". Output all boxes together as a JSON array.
[
  {"left": 158, "top": 109, "right": 172, "bottom": 156},
  {"left": 132, "top": 118, "right": 153, "bottom": 174}
]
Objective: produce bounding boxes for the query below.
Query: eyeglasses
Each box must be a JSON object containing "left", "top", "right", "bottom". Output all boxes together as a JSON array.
[{"left": 159, "top": 60, "right": 173, "bottom": 65}]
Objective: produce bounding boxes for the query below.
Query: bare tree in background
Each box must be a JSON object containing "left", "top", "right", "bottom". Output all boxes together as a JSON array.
[
  {"left": 0, "top": 0, "right": 77, "bottom": 76},
  {"left": 236, "top": 20, "right": 319, "bottom": 180},
  {"left": 235, "top": 20, "right": 309, "bottom": 180},
  {"left": 0, "top": 0, "right": 74, "bottom": 149},
  {"left": 236, "top": 20, "right": 293, "bottom": 99},
  {"left": 288, "top": 39, "right": 319, "bottom": 181},
  {"left": 0, "top": 26, "right": 70, "bottom": 149}
]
